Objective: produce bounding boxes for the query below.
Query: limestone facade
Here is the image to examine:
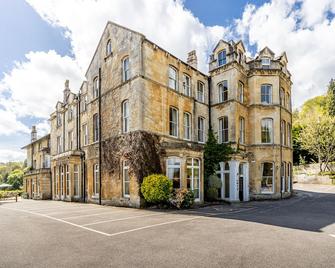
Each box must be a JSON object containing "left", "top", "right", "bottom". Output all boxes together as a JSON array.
[
  {"left": 22, "top": 128, "right": 51, "bottom": 199},
  {"left": 24, "top": 21, "right": 293, "bottom": 206}
]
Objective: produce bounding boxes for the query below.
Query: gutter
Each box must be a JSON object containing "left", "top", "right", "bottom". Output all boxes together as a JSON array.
[{"left": 98, "top": 67, "right": 102, "bottom": 205}]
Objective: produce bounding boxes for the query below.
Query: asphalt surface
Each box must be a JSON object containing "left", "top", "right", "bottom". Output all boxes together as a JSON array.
[{"left": 1, "top": 183, "right": 335, "bottom": 268}]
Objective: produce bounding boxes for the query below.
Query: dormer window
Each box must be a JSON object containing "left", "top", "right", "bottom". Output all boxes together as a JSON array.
[
  {"left": 93, "top": 76, "right": 99, "bottom": 98},
  {"left": 261, "top": 57, "right": 271, "bottom": 67},
  {"left": 218, "top": 50, "right": 226, "bottom": 66},
  {"left": 106, "top": 39, "right": 112, "bottom": 56}
]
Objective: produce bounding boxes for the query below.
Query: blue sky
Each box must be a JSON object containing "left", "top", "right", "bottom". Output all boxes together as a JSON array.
[{"left": 1, "top": 0, "right": 335, "bottom": 162}]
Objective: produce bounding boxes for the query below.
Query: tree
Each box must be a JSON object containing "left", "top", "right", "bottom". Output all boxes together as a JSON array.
[
  {"left": 292, "top": 124, "right": 317, "bottom": 165},
  {"left": 204, "top": 129, "right": 234, "bottom": 182},
  {"left": 7, "top": 169, "right": 24, "bottom": 190},
  {"left": 299, "top": 116, "right": 335, "bottom": 172},
  {"left": 327, "top": 79, "right": 335, "bottom": 117}
]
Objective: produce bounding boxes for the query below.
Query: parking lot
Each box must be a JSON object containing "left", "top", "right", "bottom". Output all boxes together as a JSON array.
[{"left": 1, "top": 184, "right": 335, "bottom": 268}]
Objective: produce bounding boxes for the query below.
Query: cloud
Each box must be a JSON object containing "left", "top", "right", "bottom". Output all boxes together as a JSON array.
[
  {"left": 0, "top": 109, "right": 30, "bottom": 136},
  {"left": 0, "top": 149, "right": 26, "bottom": 163},
  {"left": 235, "top": 0, "right": 335, "bottom": 108}
]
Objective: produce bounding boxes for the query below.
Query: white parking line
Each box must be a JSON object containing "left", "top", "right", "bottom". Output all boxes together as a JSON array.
[
  {"left": 330, "top": 234, "right": 335, "bottom": 238},
  {"left": 44, "top": 207, "right": 107, "bottom": 216},
  {"left": 0, "top": 206, "right": 112, "bottom": 237},
  {"left": 61, "top": 209, "right": 131, "bottom": 220},
  {"left": 82, "top": 212, "right": 166, "bottom": 226}
]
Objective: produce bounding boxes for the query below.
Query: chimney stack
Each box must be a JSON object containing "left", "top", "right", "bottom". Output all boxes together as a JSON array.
[
  {"left": 63, "top": 79, "right": 70, "bottom": 104},
  {"left": 31, "top": 126, "right": 37, "bottom": 142},
  {"left": 187, "top": 50, "right": 197, "bottom": 69}
]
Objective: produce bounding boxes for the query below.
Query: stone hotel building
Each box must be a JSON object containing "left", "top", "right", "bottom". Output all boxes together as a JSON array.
[{"left": 23, "top": 21, "right": 293, "bottom": 206}]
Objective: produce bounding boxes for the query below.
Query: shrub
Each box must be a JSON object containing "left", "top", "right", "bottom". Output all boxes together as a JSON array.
[
  {"left": 206, "top": 187, "right": 219, "bottom": 201},
  {"left": 205, "top": 175, "right": 221, "bottom": 201},
  {"left": 141, "top": 174, "right": 173, "bottom": 204},
  {"left": 170, "top": 189, "right": 195, "bottom": 209},
  {"left": 0, "top": 190, "right": 23, "bottom": 199}
]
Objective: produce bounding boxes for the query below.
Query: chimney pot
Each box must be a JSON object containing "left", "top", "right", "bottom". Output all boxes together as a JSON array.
[
  {"left": 187, "top": 50, "right": 198, "bottom": 69},
  {"left": 31, "top": 125, "right": 37, "bottom": 142}
]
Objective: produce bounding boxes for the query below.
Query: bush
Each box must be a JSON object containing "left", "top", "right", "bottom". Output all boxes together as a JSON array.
[
  {"left": 141, "top": 174, "right": 173, "bottom": 204},
  {"left": 206, "top": 187, "right": 219, "bottom": 201},
  {"left": 170, "top": 189, "right": 195, "bottom": 209},
  {"left": 0, "top": 190, "right": 23, "bottom": 199},
  {"left": 208, "top": 175, "right": 222, "bottom": 188},
  {"left": 205, "top": 175, "right": 221, "bottom": 201}
]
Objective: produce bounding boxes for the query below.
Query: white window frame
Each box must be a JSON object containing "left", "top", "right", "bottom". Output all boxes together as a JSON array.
[
  {"left": 281, "top": 162, "right": 286, "bottom": 193},
  {"left": 166, "top": 157, "right": 181, "bottom": 189},
  {"left": 183, "top": 74, "right": 191, "bottom": 96},
  {"left": 122, "top": 100, "right": 129, "bottom": 133},
  {"left": 281, "top": 120, "right": 286, "bottom": 146},
  {"left": 218, "top": 50, "right": 226, "bottom": 66},
  {"left": 261, "top": 84, "right": 272, "bottom": 104},
  {"left": 261, "top": 57, "right": 271, "bottom": 66},
  {"left": 218, "top": 81, "right": 228, "bottom": 102},
  {"left": 216, "top": 162, "right": 230, "bottom": 199},
  {"left": 106, "top": 39, "right": 112, "bottom": 56},
  {"left": 197, "top": 116, "right": 205, "bottom": 143},
  {"left": 93, "top": 113, "right": 99, "bottom": 142},
  {"left": 187, "top": 158, "right": 200, "bottom": 201},
  {"left": 239, "top": 81, "right": 244, "bottom": 103},
  {"left": 219, "top": 116, "right": 229, "bottom": 143},
  {"left": 183, "top": 112, "right": 191, "bottom": 140},
  {"left": 168, "top": 66, "right": 177, "bottom": 90},
  {"left": 66, "top": 165, "right": 70, "bottom": 196},
  {"left": 261, "top": 162, "right": 274, "bottom": 194},
  {"left": 73, "top": 164, "right": 80, "bottom": 197},
  {"left": 55, "top": 167, "right": 59, "bottom": 196},
  {"left": 261, "top": 118, "right": 273, "bottom": 144},
  {"left": 122, "top": 57, "right": 130, "bottom": 82},
  {"left": 93, "top": 76, "right": 99, "bottom": 99},
  {"left": 197, "top": 81, "right": 205, "bottom": 102},
  {"left": 239, "top": 117, "right": 245, "bottom": 144},
  {"left": 93, "top": 164, "right": 99, "bottom": 197},
  {"left": 60, "top": 165, "right": 64, "bottom": 197},
  {"left": 123, "top": 160, "right": 130, "bottom": 198},
  {"left": 169, "top": 107, "right": 179, "bottom": 137},
  {"left": 287, "top": 162, "right": 292, "bottom": 192}
]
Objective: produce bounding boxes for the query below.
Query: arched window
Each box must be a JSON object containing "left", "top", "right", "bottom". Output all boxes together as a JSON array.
[
  {"left": 93, "top": 113, "right": 99, "bottom": 142},
  {"left": 287, "top": 162, "right": 292, "bottom": 192},
  {"left": 197, "top": 116, "right": 205, "bottom": 142},
  {"left": 197, "top": 81, "right": 205, "bottom": 102},
  {"left": 183, "top": 74, "right": 191, "bottom": 96},
  {"left": 281, "top": 162, "right": 286, "bottom": 193},
  {"left": 218, "top": 81, "right": 228, "bottom": 102},
  {"left": 122, "top": 57, "right": 130, "bottom": 82},
  {"left": 218, "top": 50, "right": 226, "bottom": 66},
  {"left": 187, "top": 158, "right": 200, "bottom": 200},
  {"left": 281, "top": 120, "right": 286, "bottom": 145},
  {"left": 93, "top": 76, "right": 99, "bottom": 98},
  {"left": 106, "top": 39, "right": 112, "bottom": 56},
  {"left": 93, "top": 164, "right": 99, "bottom": 196},
  {"left": 261, "top": 84, "right": 272, "bottom": 104},
  {"left": 122, "top": 100, "right": 129, "bottom": 133},
  {"left": 183, "top": 112, "right": 191, "bottom": 140},
  {"left": 168, "top": 66, "right": 178, "bottom": 90},
  {"left": 166, "top": 157, "right": 181, "bottom": 188},
  {"left": 239, "top": 117, "right": 245, "bottom": 144},
  {"left": 169, "top": 107, "right": 178, "bottom": 137},
  {"left": 238, "top": 81, "right": 244, "bottom": 103},
  {"left": 261, "top": 118, "right": 273, "bottom": 144},
  {"left": 123, "top": 160, "right": 130, "bottom": 197}
]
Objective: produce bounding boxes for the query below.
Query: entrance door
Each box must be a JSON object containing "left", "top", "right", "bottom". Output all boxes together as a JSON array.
[{"left": 239, "top": 164, "right": 244, "bottom": 201}]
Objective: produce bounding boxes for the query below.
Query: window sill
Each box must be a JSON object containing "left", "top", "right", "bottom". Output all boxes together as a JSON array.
[{"left": 91, "top": 195, "right": 99, "bottom": 199}]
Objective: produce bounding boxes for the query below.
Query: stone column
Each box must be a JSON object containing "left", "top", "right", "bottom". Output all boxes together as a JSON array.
[
  {"left": 243, "top": 163, "right": 250, "bottom": 201},
  {"left": 229, "top": 160, "right": 239, "bottom": 202}
]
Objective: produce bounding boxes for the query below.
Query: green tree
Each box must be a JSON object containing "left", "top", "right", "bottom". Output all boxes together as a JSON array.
[
  {"left": 327, "top": 79, "right": 335, "bottom": 116},
  {"left": 300, "top": 116, "right": 335, "bottom": 172},
  {"left": 7, "top": 169, "right": 24, "bottom": 190},
  {"left": 292, "top": 124, "right": 317, "bottom": 165},
  {"left": 204, "top": 128, "right": 234, "bottom": 185}
]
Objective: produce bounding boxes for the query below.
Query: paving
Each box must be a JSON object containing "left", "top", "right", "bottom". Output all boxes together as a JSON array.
[{"left": 1, "top": 183, "right": 335, "bottom": 268}]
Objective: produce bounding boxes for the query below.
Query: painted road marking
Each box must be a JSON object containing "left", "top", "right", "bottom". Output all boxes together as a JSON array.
[
  {"left": 61, "top": 209, "right": 130, "bottom": 220},
  {"left": 330, "top": 234, "right": 335, "bottom": 238}
]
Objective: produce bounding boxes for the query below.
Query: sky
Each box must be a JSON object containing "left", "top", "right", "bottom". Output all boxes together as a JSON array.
[{"left": 0, "top": 0, "right": 335, "bottom": 162}]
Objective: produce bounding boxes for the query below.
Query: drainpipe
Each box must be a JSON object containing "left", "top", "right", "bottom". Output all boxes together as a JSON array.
[
  {"left": 279, "top": 86, "right": 283, "bottom": 199},
  {"left": 208, "top": 76, "right": 212, "bottom": 130},
  {"left": 98, "top": 67, "right": 102, "bottom": 205}
]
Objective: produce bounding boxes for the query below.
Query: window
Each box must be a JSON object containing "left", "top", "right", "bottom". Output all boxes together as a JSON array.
[
  {"left": 68, "top": 131, "right": 73, "bottom": 150},
  {"left": 82, "top": 124, "right": 88, "bottom": 146},
  {"left": 187, "top": 158, "right": 200, "bottom": 200},
  {"left": 93, "top": 76, "right": 99, "bottom": 99},
  {"left": 122, "top": 57, "right": 130, "bottom": 82},
  {"left": 55, "top": 167, "right": 59, "bottom": 196},
  {"left": 93, "top": 113, "right": 99, "bottom": 142},
  {"left": 168, "top": 66, "right": 177, "bottom": 90},
  {"left": 60, "top": 165, "right": 64, "bottom": 197},
  {"left": 287, "top": 92, "right": 291, "bottom": 110},
  {"left": 198, "top": 117, "right": 205, "bottom": 143},
  {"left": 122, "top": 100, "right": 129, "bottom": 133},
  {"left": 106, "top": 39, "right": 112, "bottom": 56},
  {"left": 218, "top": 81, "right": 228, "bottom": 102},
  {"left": 287, "top": 162, "right": 292, "bottom": 192},
  {"left": 281, "top": 162, "right": 286, "bottom": 193},
  {"left": 183, "top": 112, "right": 191, "bottom": 140},
  {"left": 57, "top": 136, "right": 62, "bottom": 154},
  {"left": 66, "top": 165, "right": 70, "bottom": 196},
  {"left": 93, "top": 164, "right": 99, "bottom": 196},
  {"left": 81, "top": 95, "right": 87, "bottom": 112},
  {"left": 218, "top": 50, "right": 226, "bottom": 66},
  {"left": 261, "top": 84, "right": 272, "bottom": 104},
  {"left": 261, "top": 162, "right": 274, "bottom": 193},
  {"left": 123, "top": 160, "right": 130, "bottom": 197},
  {"left": 261, "top": 57, "right": 271, "bottom": 67},
  {"left": 74, "top": 164, "right": 79, "bottom": 197},
  {"left": 280, "top": 88, "right": 285, "bottom": 106},
  {"left": 169, "top": 107, "right": 178, "bottom": 137},
  {"left": 216, "top": 162, "right": 230, "bottom": 199},
  {"left": 197, "top": 81, "right": 205, "bottom": 102},
  {"left": 219, "top": 116, "right": 229, "bottom": 143},
  {"left": 68, "top": 106, "right": 73, "bottom": 121},
  {"left": 239, "top": 81, "right": 244, "bottom": 103},
  {"left": 57, "top": 113, "right": 62, "bottom": 127},
  {"left": 281, "top": 120, "right": 286, "bottom": 145},
  {"left": 183, "top": 74, "right": 191, "bottom": 96},
  {"left": 261, "top": 118, "right": 273, "bottom": 144},
  {"left": 287, "top": 123, "right": 292, "bottom": 147},
  {"left": 166, "top": 157, "right": 181, "bottom": 188},
  {"left": 239, "top": 117, "right": 245, "bottom": 144}
]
